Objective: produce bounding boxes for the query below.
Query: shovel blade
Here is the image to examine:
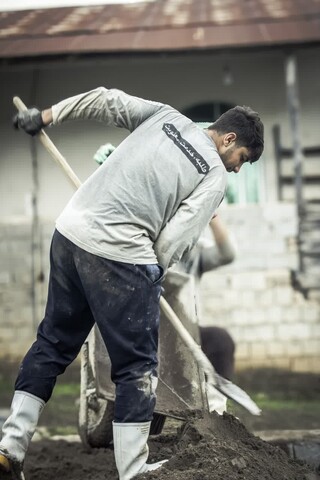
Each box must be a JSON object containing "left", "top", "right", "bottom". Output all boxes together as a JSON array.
[{"left": 213, "top": 374, "right": 261, "bottom": 416}]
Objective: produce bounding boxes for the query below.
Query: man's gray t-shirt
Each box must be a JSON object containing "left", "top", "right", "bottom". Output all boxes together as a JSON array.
[{"left": 53, "top": 87, "right": 227, "bottom": 270}]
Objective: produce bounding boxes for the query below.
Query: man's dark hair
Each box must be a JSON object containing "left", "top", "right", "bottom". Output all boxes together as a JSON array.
[{"left": 208, "top": 106, "right": 264, "bottom": 163}]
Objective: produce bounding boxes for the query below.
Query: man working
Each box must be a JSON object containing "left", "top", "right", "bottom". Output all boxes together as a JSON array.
[{"left": 0, "top": 86, "right": 264, "bottom": 480}]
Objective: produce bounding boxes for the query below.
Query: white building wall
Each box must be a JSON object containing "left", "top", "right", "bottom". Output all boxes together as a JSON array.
[
  {"left": 3, "top": 47, "right": 320, "bottom": 219},
  {"left": 0, "top": 46, "right": 319, "bottom": 370}
]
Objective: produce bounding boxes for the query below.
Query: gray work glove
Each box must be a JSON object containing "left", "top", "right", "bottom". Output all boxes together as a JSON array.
[
  {"left": 94, "top": 143, "right": 116, "bottom": 165},
  {"left": 13, "top": 108, "right": 45, "bottom": 136}
]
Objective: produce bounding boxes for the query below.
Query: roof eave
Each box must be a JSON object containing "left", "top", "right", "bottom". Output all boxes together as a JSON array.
[{"left": 1, "top": 19, "right": 320, "bottom": 59}]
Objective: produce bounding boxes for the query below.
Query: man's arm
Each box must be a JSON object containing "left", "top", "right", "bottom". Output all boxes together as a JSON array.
[
  {"left": 199, "top": 215, "right": 237, "bottom": 274},
  {"left": 154, "top": 166, "right": 226, "bottom": 272},
  {"left": 13, "top": 87, "right": 164, "bottom": 135},
  {"left": 51, "top": 87, "right": 163, "bottom": 131}
]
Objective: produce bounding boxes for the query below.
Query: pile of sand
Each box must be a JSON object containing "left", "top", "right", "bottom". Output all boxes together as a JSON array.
[
  {"left": 140, "top": 413, "right": 317, "bottom": 480},
  {"left": 23, "top": 412, "right": 317, "bottom": 480}
]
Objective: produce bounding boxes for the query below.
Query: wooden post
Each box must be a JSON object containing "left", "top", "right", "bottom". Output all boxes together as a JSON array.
[{"left": 285, "top": 54, "right": 304, "bottom": 271}]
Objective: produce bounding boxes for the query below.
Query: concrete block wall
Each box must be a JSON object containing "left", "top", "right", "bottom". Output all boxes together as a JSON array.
[
  {"left": 200, "top": 203, "right": 320, "bottom": 373},
  {"left": 0, "top": 220, "right": 53, "bottom": 359},
  {"left": 1, "top": 202, "right": 319, "bottom": 373},
  {"left": 201, "top": 268, "right": 320, "bottom": 373}
]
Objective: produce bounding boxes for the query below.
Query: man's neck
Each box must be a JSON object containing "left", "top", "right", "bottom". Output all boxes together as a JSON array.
[{"left": 205, "top": 129, "right": 219, "bottom": 148}]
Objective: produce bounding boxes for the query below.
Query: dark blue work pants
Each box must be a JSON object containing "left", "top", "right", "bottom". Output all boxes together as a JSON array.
[{"left": 15, "top": 230, "right": 163, "bottom": 422}]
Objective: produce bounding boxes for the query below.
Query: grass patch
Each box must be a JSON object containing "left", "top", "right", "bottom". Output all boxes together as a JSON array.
[
  {"left": 45, "top": 425, "right": 79, "bottom": 436},
  {"left": 251, "top": 394, "right": 320, "bottom": 412},
  {"left": 1, "top": 362, "right": 319, "bottom": 433},
  {"left": 52, "top": 383, "right": 80, "bottom": 397}
]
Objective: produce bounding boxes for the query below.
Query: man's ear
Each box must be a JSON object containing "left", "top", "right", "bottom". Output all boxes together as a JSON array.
[{"left": 224, "top": 132, "right": 237, "bottom": 146}]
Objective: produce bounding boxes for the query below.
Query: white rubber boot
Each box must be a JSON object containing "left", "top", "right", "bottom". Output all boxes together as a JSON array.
[
  {"left": 113, "top": 421, "right": 168, "bottom": 480},
  {"left": 0, "top": 391, "right": 45, "bottom": 480}
]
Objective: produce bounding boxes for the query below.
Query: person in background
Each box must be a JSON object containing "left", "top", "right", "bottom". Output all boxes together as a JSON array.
[{"left": 164, "top": 212, "right": 236, "bottom": 414}]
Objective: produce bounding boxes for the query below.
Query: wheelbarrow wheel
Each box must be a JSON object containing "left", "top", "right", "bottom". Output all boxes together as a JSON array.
[
  {"left": 86, "top": 398, "right": 114, "bottom": 448},
  {"left": 79, "top": 342, "right": 114, "bottom": 449}
]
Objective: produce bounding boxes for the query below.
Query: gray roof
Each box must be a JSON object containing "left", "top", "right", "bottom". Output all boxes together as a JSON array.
[{"left": 1, "top": 0, "right": 320, "bottom": 59}]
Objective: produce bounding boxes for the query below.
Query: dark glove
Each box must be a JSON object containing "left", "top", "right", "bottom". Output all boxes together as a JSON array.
[{"left": 13, "top": 108, "right": 45, "bottom": 136}]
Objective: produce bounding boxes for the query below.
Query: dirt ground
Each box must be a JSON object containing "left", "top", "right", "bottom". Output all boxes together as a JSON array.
[
  {"left": 19, "top": 413, "right": 318, "bottom": 480},
  {"left": 1, "top": 362, "right": 319, "bottom": 480}
]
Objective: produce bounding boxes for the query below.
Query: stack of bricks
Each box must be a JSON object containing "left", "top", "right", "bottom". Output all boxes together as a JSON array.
[
  {"left": 0, "top": 220, "right": 51, "bottom": 359},
  {"left": 201, "top": 268, "right": 320, "bottom": 372}
]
